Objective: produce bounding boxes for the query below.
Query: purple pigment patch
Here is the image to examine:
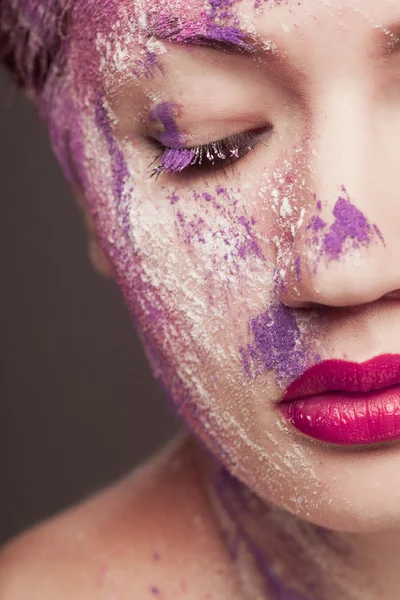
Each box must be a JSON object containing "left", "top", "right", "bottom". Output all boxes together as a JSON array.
[
  {"left": 148, "top": 13, "right": 248, "bottom": 50},
  {"left": 321, "top": 196, "right": 382, "bottom": 262},
  {"left": 95, "top": 96, "right": 130, "bottom": 208},
  {"left": 216, "top": 469, "right": 311, "bottom": 600},
  {"left": 173, "top": 187, "right": 263, "bottom": 264},
  {"left": 151, "top": 585, "right": 160, "bottom": 595},
  {"left": 306, "top": 215, "right": 327, "bottom": 248},
  {"left": 155, "top": 148, "right": 196, "bottom": 174},
  {"left": 306, "top": 194, "right": 385, "bottom": 267},
  {"left": 236, "top": 216, "right": 263, "bottom": 260},
  {"left": 295, "top": 256, "right": 301, "bottom": 280},
  {"left": 373, "top": 223, "right": 386, "bottom": 246},
  {"left": 132, "top": 50, "right": 162, "bottom": 79},
  {"left": 149, "top": 102, "right": 184, "bottom": 148},
  {"left": 240, "top": 301, "right": 308, "bottom": 385},
  {"left": 206, "top": 23, "right": 248, "bottom": 46},
  {"left": 306, "top": 216, "right": 326, "bottom": 233},
  {"left": 203, "top": 192, "right": 214, "bottom": 201},
  {"left": 168, "top": 191, "right": 180, "bottom": 204},
  {"left": 216, "top": 185, "right": 228, "bottom": 195}
]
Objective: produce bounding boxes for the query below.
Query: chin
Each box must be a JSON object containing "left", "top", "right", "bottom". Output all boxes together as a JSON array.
[
  {"left": 267, "top": 438, "right": 400, "bottom": 533},
  {"left": 206, "top": 419, "right": 400, "bottom": 534}
]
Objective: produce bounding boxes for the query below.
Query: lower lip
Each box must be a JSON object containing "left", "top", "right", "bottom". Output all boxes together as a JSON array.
[{"left": 279, "top": 385, "right": 400, "bottom": 445}]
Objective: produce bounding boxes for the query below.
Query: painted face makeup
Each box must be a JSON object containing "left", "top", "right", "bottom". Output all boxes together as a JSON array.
[
  {"left": 35, "top": 0, "right": 400, "bottom": 538},
  {"left": 303, "top": 189, "right": 386, "bottom": 271}
]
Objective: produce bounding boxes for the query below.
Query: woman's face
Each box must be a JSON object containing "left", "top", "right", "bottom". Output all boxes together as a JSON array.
[{"left": 47, "top": 0, "right": 400, "bottom": 532}]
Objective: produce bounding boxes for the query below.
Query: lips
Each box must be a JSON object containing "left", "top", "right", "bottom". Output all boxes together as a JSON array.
[{"left": 278, "top": 354, "right": 400, "bottom": 446}]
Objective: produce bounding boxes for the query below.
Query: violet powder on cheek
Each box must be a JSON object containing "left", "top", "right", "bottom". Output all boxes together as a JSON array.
[
  {"left": 240, "top": 301, "right": 309, "bottom": 386},
  {"left": 95, "top": 96, "right": 130, "bottom": 208}
]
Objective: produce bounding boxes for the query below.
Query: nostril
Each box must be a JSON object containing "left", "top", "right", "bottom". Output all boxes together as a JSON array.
[
  {"left": 384, "top": 290, "right": 400, "bottom": 300},
  {"left": 279, "top": 296, "right": 320, "bottom": 310}
]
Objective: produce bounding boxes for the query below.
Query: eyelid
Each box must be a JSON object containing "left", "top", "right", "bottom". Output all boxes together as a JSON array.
[{"left": 148, "top": 126, "right": 271, "bottom": 178}]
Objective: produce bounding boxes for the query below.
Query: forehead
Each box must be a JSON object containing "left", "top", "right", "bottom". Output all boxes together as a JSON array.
[
  {"left": 67, "top": 0, "right": 400, "bottom": 97},
  {"left": 68, "top": 0, "right": 400, "bottom": 81},
  {"left": 72, "top": 0, "right": 400, "bottom": 37}
]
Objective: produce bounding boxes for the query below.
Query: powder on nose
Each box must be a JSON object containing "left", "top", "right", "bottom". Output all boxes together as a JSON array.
[
  {"left": 322, "top": 196, "right": 377, "bottom": 261},
  {"left": 307, "top": 216, "right": 326, "bottom": 233}
]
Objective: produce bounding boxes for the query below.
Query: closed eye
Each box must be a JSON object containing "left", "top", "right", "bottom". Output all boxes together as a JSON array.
[{"left": 148, "top": 126, "right": 272, "bottom": 178}]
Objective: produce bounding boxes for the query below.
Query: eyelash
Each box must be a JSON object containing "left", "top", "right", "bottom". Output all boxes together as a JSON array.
[{"left": 148, "top": 127, "right": 270, "bottom": 178}]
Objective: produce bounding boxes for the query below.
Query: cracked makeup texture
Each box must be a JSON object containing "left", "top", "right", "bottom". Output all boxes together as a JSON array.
[
  {"left": 17, "top": 0, "right": 400, "bottom": 597},
  {"left": 37, "top": 0, "right": 328, "bottom": 538},
  {"left": 33, "top": 0, "right": 364, "bottom": 566}
]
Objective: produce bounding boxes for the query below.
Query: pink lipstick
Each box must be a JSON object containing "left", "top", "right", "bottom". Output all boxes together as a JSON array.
[{"left": 279, "top": 354, "right": 400, "bottom": 446}]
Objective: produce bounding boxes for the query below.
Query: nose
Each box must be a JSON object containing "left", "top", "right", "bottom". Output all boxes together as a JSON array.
[{"left": 278, "top": 84, "right": 400, "bottom": 308}]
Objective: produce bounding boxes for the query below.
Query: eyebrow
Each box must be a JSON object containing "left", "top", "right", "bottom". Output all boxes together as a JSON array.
[
  {"left": 148, "top": 16, "right": 277, "bottom": 58},
  {"left": 149, "top": 17, "right": 400, "bottom": 66}
]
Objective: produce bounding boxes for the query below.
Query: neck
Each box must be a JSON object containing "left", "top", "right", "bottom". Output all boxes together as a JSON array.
[{"left": 192, "top": 439, "right": 400, "bottom": 600}]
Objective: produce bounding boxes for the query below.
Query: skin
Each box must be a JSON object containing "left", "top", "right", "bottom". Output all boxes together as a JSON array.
[{"left": 3, "top": 0, "right": 400, "bottom": 598}]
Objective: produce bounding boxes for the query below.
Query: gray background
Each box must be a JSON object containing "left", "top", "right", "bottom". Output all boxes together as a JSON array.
[{"left": 0, "top": 72, "right": 178, "bottom": 545}]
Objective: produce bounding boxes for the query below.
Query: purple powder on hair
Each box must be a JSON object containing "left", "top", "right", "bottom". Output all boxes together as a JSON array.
[
  {"left": 10, "top": 0, "right": 68, "bottom": 91},
  {"left": 321, "top": 196, "right": 380, "bottom": 262},
  {"left": 240, "top": 301, "right": 308, "bottom": 385},
  {"left": 205, "top": 23, "right": 248, "bottom": 46},
  {"left": 208, "top": 0, "right": 238, "bottom": 20},
  {"left": 150, "top": 102, "right": 183, "bottom": 148},
  {"left": 148, "top": 12, "right": 248, "bottom": 48}
]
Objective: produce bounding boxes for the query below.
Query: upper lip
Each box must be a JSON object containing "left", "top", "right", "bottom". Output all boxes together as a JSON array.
[{"left": 281, "top": 354, "right": 400, "bottom": 402}]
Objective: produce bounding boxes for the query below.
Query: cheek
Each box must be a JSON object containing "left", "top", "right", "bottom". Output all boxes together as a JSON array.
[
  {"left": 72, "top": 100, "right": 323, "bottom": 519},
  {"left": 128, "top": 177, "right": 278, "bottom": 391}
]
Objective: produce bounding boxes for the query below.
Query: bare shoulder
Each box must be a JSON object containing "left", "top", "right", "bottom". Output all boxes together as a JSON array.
[{"left": 0, "top": 436, "right": 235, "bottom": 600}]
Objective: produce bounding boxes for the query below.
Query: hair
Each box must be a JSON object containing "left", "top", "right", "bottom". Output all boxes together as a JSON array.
[{"left": 0, "top": 0, "right": 70, "bottom": 93}]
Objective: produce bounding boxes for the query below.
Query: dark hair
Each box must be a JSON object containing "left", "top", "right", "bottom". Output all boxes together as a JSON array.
[{"left": 0, "top": 0, "right": 70, "bottom": 93}]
